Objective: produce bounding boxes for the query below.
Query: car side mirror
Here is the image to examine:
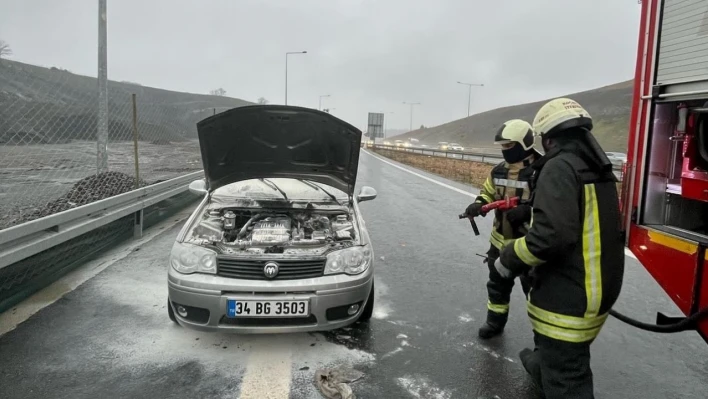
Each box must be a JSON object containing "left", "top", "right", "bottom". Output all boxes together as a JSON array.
[
  {"left": 189, "top": 179, "right": 208, "bottom": 196},
  {"left": 356, "top": 186, "right": 377, "bottom": 202}
]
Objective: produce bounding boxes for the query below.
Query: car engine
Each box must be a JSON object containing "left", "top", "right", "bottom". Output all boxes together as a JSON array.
[{"left": 188, "top": 209, "right": 357, "bottom": 253}]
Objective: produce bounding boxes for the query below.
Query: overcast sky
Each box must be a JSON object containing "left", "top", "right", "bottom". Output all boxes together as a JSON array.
[{"left": 1, "top": 0, "right": 641, "bottom": 131}]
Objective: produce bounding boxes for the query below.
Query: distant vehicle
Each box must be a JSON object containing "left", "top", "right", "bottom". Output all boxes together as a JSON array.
[
  {"left": 438, "top": 142, "right": 449, "bottom": 150},
  {"left": 383, "top": 140, "right": 392, "bottom": 145},
  {"left": 449, "top": 143, "right": 464, "bottom": 151},
  {"left": 394, "top": 140, "right": 404, "bottom": 147}
]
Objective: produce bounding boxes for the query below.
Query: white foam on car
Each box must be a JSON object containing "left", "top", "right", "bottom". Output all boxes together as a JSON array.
[{"left": 361, "top": 149, "right": 638, "bottom": 260}]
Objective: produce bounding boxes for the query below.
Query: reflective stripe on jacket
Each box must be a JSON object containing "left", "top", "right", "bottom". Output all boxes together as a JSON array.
[{"left": 500, "top": 150, "right": 625, "bottom": 343}]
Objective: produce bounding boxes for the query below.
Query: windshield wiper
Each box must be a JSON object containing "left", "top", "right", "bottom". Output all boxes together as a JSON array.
[
  {"left": 299, "top": 179, "right": 340, "bottom": 203},
  {"left": 259, "top": 178, "right": 288, "bottom": 201}
]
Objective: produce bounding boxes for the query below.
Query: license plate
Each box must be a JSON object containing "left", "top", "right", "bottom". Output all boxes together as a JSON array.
[{"left": 226, "top": 300, "right": 309, "bottom": 318}]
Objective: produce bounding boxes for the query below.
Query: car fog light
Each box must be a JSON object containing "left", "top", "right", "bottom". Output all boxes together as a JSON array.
[
  {"left": 348, "top": 304, "right": 360, "bottom": 315},
  {"left": 177, "top": 306, "right": 188, "bottom": 318}
]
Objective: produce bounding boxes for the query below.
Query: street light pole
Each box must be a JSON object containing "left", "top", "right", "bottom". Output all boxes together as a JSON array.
[
  {"left": 402, "top": 102, "right": 420, "bottom": 132},
  {"left": 285, "top": 51, "right": 307, "bottom": 105},
  {"left": 319, "top": 94, "right": 330, "bottom": 111},
  {"left": 456, "top": 81, "right": 484, "bottom": 117},
  {"left": 385, "top": 112, "right": 394, "bottom": 138}
]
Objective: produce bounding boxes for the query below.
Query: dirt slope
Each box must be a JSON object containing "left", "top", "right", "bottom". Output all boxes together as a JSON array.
[
  {"left": 390, "top": 80, "right": 634, "bottom": 152},
  {"left": 0, "top": 59, "right": 252, "bottom": 144}
]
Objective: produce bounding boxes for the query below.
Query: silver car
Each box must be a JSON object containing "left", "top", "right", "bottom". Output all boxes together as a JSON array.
[{"left": 167, "top": 105, "right": 377, "bottom": 333}]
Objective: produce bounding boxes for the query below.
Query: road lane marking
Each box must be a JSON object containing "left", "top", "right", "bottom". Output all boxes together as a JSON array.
[
  {"left": 361, "top": 148, "right": 638, "bottom": 260},
  {"left": 239, "top": 339, "right": 292, "bottom": 399},
  {"left": 0, "top": 207, "right": 194, "bottom": 337}
]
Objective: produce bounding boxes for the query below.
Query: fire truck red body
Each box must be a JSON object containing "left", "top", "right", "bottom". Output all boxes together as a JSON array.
[{"left": 623, "top": 0, "right": 708, "bottom": 341}]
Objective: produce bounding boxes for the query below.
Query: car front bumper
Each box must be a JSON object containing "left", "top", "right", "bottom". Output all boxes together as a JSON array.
[{"left": 167, "top": 264, "right": 373, "bottom": 334}]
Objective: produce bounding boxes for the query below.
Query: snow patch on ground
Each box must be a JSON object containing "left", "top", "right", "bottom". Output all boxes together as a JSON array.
[
  {"left": 458, "top": 313, "right": 475, "bottom": 323},
  {"left": 397, "top": 375, "right": 453, "bottom": 399},
  {"left": 381, "top": 347, "right": 404, "bottom": 359},
  {"left": 462, "top": 342, "right": 508, "bottom": 361},
  {"left": 373, "top": 303, "right": 392, "bottom": 320}
]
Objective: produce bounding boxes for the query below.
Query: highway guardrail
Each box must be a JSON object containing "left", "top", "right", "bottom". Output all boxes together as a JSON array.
[{"left": 0, "top": 171, "right": 204, "bottom": 270}]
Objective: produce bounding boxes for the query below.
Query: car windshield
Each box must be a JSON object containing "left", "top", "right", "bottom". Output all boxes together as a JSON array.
[{"left": 213, "top": 178, "right": 348, "bottom": 202}]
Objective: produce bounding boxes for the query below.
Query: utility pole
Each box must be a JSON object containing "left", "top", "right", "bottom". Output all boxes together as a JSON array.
[
  {"left": 97, "top": 0, "right": 108, "bottom": 173},
  {"left": 456, "top": 81, "right": 484, "bottom": 117},
  {"left": 402, "top": 102, "right": 420, "bottom": 132},
  {"left": 285, "top": 51, "right": 307, "bottom": 105}
]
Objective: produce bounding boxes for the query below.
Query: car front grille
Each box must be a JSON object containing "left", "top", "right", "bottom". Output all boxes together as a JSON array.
[{"left": 216, "top": 258, "right": 326, "bottom": 280}]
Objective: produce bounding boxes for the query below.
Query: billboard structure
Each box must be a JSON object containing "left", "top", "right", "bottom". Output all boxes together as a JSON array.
[{"left": 367, "top": 112, "right": 385, "bottom": 139}]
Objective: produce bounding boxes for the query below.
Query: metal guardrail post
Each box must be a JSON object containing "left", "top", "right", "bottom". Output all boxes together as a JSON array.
[{"left": 134, "top": 209, "right": 144, "bottom": 239}]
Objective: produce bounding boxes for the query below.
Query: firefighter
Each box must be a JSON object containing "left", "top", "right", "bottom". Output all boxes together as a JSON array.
[
  {"left": 494, "top": 98, "right": 625, "bottom": 398},
  {"left": 464, "top": 119, "right": 543, "bottom": 339}
]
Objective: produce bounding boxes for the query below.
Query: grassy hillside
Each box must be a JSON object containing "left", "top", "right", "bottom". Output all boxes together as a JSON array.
[
  {"left": 391, "top": 80, "right": 634, "bottom": 152},
  {"left": 0, "top": 60, "right": 252, "bottom": 144}
]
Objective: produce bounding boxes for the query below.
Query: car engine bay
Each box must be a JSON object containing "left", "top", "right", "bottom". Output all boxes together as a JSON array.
[{"left": 186, "top": 208, "right": 358, "bottom": 254}]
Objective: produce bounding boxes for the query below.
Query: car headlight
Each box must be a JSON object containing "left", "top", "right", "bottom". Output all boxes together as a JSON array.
[
  {"left": 325, "top": 246, "right": 372, "bottom": 276},
  {"left": 170, "top": 242, "right": 217, "bottom": 274}
]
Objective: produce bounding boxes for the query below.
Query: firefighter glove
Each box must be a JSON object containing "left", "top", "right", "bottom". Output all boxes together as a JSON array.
[
  {"left": 506, "top": 204, "right": 532, "bottom": 229},
  {"left": 493, "top": 257, "right": 514, "bottom": 279},
  {"left": 466, "top": 202, "right": 485, "bottom": 217}
]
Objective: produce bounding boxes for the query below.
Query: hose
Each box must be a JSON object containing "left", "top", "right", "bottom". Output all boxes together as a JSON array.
[{"left": 608, "top": 306, "right": 708, "bottom": 333}]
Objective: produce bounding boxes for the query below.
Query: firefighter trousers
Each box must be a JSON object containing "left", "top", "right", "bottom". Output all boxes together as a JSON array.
[
  {"left": 522, "top": 332, "right": 594, "bottom": 399},
  {"left": 485, "top": 252, "right": 531, "bottom": 327}
]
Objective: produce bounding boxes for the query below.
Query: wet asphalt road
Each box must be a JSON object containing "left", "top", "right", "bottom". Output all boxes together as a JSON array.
[{"left": 0, "top": 149, "right": 707, "bottom": 399}]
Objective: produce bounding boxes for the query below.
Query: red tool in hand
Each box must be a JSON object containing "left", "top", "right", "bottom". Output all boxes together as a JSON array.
[{"left": 458, "top": 196, "right": 520, "bottom": 236}]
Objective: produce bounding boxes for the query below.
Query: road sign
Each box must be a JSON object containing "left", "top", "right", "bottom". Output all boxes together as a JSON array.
[{"left": 367, "top": 112, "right": 384, "bottom": 138}]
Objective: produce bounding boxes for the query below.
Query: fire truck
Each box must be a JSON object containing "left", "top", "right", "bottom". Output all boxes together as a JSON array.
[{"left": 621, "top": 0, "right": 708, "bottom": 341}]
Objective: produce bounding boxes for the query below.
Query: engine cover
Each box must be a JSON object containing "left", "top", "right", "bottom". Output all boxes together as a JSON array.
[{"left": 251, "top": 218, "right": 291, "bottom": 245}]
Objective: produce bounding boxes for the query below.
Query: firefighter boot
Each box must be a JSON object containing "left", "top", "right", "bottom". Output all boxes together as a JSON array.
[
  {"left": 478, "top": 310, "right": 507, "bottom": 339},
  {"left": 520, "top": 348, "right": 545, "bottom": 398}
]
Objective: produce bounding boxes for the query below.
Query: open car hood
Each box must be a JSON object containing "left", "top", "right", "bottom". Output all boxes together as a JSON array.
[{"left": 196, "top": 105, "right": 362, "bottom": 196}]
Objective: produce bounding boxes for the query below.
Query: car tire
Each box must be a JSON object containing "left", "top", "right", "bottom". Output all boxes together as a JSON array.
[
  {"left": 167, "top": 299, "right": 179, "bottom": 324},
  {"left": 357, "top": 281, "right": 375, "bottom": 322}
]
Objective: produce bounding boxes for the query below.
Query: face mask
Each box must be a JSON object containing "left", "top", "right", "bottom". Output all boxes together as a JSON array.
[{"left": 502, "top": 143, "right": 527, "bottom": 163}]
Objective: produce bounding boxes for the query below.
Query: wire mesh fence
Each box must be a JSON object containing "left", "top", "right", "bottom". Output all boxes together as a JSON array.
[{"left": 0, "top": 58, "right": 249, "bottom": 232}]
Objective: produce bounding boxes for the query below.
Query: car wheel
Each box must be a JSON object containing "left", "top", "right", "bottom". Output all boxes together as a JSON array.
[
  {"left": 357, "top": 281, "right": 375, "bottom": 322},
  {"left": 167, "top": 299, "right": 179, "bottom": 324}
]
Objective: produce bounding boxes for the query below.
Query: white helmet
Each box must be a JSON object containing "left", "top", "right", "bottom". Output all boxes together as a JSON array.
[
  {"left": 493, "top": 119, "right": 535, "bottom": 150},
  {"left": 533, "top": 98, "right": 593, "bottom": 137}
]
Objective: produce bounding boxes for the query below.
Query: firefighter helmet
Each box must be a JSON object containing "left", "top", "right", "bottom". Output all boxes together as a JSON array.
[
  {"left": 533, "top": 98, "right": 593, "bottom": 137},
  {"left": 493, "top": 119, "right": 535, "bottom": 151}
]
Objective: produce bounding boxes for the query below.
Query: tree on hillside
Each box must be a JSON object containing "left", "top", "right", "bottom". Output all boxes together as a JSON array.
[
  {"left": 210, "top": 88, "right": 226, "bottom": 96},
  {"left": 257, "top": 97, "right": 268, "bottom": 105},
  {"left": 0, "top": 40, "right": 12, "bottom": 59}
]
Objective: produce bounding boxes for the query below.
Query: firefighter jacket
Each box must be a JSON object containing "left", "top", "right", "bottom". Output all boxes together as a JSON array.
[
  {"left": 500, "top": 139, "right": 625, "bottom": 343},
  {"left": 475, "top": 151, "right": 541, "bottom": 251}
]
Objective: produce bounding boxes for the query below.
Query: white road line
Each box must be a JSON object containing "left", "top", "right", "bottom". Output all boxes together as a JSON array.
[
  {"left": 361, "top": 148, "right": 638, "bottom": 260},
  {"left": 239, "top": 341, "right": 292, "bottom": 399},
  {"left": 0, "top": 207, "right": 194, "bottom": 337}
]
